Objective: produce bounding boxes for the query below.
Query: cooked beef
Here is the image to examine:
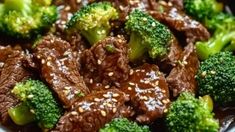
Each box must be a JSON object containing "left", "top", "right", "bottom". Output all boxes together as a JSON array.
[
  {"left": 81, "top": 36, "right": 130, "bottom": 88},
  {"left": 109, "top": 0, "right": 158, "bottom": 21},
  {"left": 0, "top": 49, "right": 32, "bottom": 124},
  {"left": 0, "top": 46, "right": 14, "bottom": 74},
  {"left": 120, "top": 63, "right": 170, "bottom": 124},
  {"left": 167, "top": 43, "right": 199, "bottom": 97},
  {"left": 157, "top": 36, "right": 183, "bottom": 73},
  {"left": 168, "top": 0, "right": 184, "bottom": 10},
  {"left": 150, "top": 1, "right": 210, "bottom": 44},
  {"left": 53, "top": 89, "right": 133, "bottom": 132},
  {"left": 34, "top": 35, "right": 89, "bottom": 108}
]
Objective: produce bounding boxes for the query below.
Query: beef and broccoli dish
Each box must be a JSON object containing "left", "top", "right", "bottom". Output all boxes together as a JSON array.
[{"left": 0, "top": 0, "right": 235, "bottom": 132}]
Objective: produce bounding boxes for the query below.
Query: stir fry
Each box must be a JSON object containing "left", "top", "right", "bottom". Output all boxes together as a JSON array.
[{"left": 0, "top": 0, "right": 234, "bottom": 132}]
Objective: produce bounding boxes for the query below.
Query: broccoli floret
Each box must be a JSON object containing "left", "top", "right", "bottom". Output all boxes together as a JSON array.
[
  {"left": 125, "top": 10, "right": 172, "bottom": 62},
  {"left": 196, "top": 52, "right": 235, "bottom": 105},
  {"left": 9, "top": 79, "right": 62, "bottom": 129},
  {"left": 99, "top": 118, "right": 150, "bottom": 132},
  {"left": 183, "top": 0, "right": 223, "bottom": 21},
  {"left": 0, "top": 0, "right": 58, "bottom": 39},
  {"left": 66, "top": 2, "right": 118, "bottom": 45},
  {"left": 166, "top": 92, "right": 219, "bottom": 132}
]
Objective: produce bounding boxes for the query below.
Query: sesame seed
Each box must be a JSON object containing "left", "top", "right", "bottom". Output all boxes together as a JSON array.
[
  {"left": 71, "top": 111, "right": 78, "bottom": 115},
  {"left": 46, "top": 61, "right": 51, "bottom": 66},
  {"left": 164, "top": 109, "right": 168, "bottom": 113},
  {"left": 103, "top": 94, "right": 109, "bottom": 98},
  {"left": 128, "top": 82, "right": 135, "bottom": 86},
  {"left": 112, "top": 108, "right": 117, "bottom": 113},
  {"left": 76, "top": 0, "right": 81, "bottom": 3},
  {"left": 143, "top": 18, "right": 147, "bottom": 21},
  {"left": 152, "top": 22, "right": 156, "bottom": 27},
  {"left": 28, "top": 95, "right": 34, "bottom": 99},
  {"left": 162, "top": 99, "right": 168, "bottom": 104},
  {"left": 201, "top": 71, "right": 207, "bottom": 77},
  {"left": 64, "top": 6, "right": 71, "bottom": 11},
  {"left": 97, "top": 60, "right": 102, "bottom": 65},
  {"left": 210, "top": 71, "right": 216, "bottom": 74},
  {"left": 108, "top": 72, "right": 114, "bottom": 76},
  {"left": 78, "top": 107, "right": 84, "bottom": 113},
  {"left": 112, "top": 93, "right": 119, "bottom": 97},
  {"left": 105, "top": 85, "right": 110, "bottom": 89},
  {"left": 89, "top": 79, "right": 93, "bottom": 84},
  {"left": 129, "top": 69, "right": 134, "bottom": 75},
  {"left": 128, "top": 87, "right": 132, "bottom": 90},
  {"left": 100, "top": 110, "right": 106, "bottom": 117},
  {"left": 112, "top": 98, "right": 118, "bottom": 102},
  {"left": 94, "top": 98, "right": 100, "bottom": 102},
  {"left": 107, "top": 103, "right": 112, "bottom": 108},
  {"left": 41, "top": 59, "right": 45, "bottom": 64},
  {"left": 30, "top": 109, "right": 35, "bottom": 114}
]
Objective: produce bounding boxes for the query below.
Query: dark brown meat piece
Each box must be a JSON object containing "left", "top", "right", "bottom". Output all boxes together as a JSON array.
[
  {"left": 53, "top": 89, "right": 133, "bottom": 132},
  {"left": 120, "top": 63, "right": 170, "bottom": 124},
  {"left": 167, "top": 43, "right": 199, "bottom": 97},
  {"left": 34, "top": 35, "right": 89, "bottom": 108},
  {"left": 0, "top": 46, "right": 14, "bottom": 74},
  {"left": 0, "top": 49, "right": 32, "bottom": 124},
  {"left": 81, "top": 36, "right": 130, "bottom": 88},
  {"left": 150, "top": 1, "right": 210, "bottom": 44},
  {"left": 157, "top": 36, "right": 183, "bottom": 73}
]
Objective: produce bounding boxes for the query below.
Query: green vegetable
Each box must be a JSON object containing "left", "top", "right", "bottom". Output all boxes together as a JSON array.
[
  {"left": 9, "top": 79, "right": 62, "bottom": 129},
  {"left": 66, "top": 2, "right": 118, "bottom": 45},
  {"left": 183, "top": 0, "right": 223, "bottom": 21},
  {"left": 166, "top": 92, "right": 219, "bottom": 132},
  {"left": 125, "top": 9, "right": 172, "bottom": 62},
  {"left": 196, "top": 52, "right": 235, "bottom": 105},
  {"left": 8, "top": 103, "right": 35, "bottom": 126},
  {"left": 99, "top": 118, "right": 150, "bottom": 132},
  {"left": 0, "top": 0, "right": 58, "bottom": 39}
]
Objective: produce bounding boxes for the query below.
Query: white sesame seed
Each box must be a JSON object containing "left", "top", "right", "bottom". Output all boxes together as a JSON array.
[
  {"left": 112, "top": 98, "right": 118, "bottom": 102},
  {"left": 128, "top": 82, "right": 135, "bottom": 86},
  {"left": 89, "top": 79, "right": 93, "bottom": 84},
  {"left": 143, "top": 18, "right": 147, "bottom": 21},
  {"left": 210, "top": 71, "right": 216, "bottom": 74},
  {"left": 129, "top": 69, "right": 134, "bottom": 75},
  {"left": 112, "top": 108, "right": 117, "bottom": 113},
  {"left": 201, "top": 71, "right": 207, "bottom": 77},
  {"left": 71, "top": 111, "right": 78, "bottom": 115},
  {"left": 41, "top": 59, "right": 45, "bottom": 64},
  {"left": 112, "top": 93, "right": 119, "bottom": 97},
  {"left": 105, "top": 85, "right": 110, "bottom": 89},
  {"left": 100, "top": 110, "right": 106, "bottom": 117},
  {"left": 94, "top": 98, "right": 100, "bottom": 102},
  {"left": 97, "top": 60, "right": 102, "bottom": 65},
  {"left": 78, "top": 107, "right": 84, "bottom": 113},
  {"left": 28, "top": 95, "right": 34, "bottom": 99},
  {"left": 128, "top": 87, "right": 132, "bottom": 90},
  {"left": 108, "top": 72, "right": 114, "bottom": 77}
]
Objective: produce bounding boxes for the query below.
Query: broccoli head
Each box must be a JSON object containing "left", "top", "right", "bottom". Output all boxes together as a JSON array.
[
  {"left": 0, "top": 0, "right": 58, "bottom": 39},
  {"left": 196, "top": 52, "right": 235, "bottom": 105},
  {"left": 9, "top": 79, "right": 62, "bottom": 129},
  {"left": 166, "top": 92, "right": 219, "bottom": 132},
  {"left": 99, "top": 118, "right": 150, "bottom": 132},
  {"left": 125, "top": 9, "right": 172, "bottom": 62},
  {"left": 183, "top": 0, "right": 223, "bottom": 21},
  {"left": 66, "top": 2, "right": 118, "bottom": 45}
]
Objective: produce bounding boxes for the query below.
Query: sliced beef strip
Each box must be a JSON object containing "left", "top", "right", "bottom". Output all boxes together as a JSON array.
[
  {"left": 0, "top": 45, "right": 14, "bottom": 74},
  {"left": 0, "top": 49, "right": 32, "bottom": 124},
  {"left": 53, "top": 89, "right": 133, "bottom": 132},
  {"left": 167, "top": 43, "right": 199, "bottom": 97},
  {"left": 81, "top": 36, "right": 130, "bottom": 89},
  {"left": 150, "top": 1, "right": 210, "bottom": 44},
  {"left": 120, "top": 63, "right": 170, "bottom": 124},
  {"left": 157, "top": 36, "right": 183, "bottom": 73},
  {"left": 34, "top": 35, "right": 89, "bottom": 108}
]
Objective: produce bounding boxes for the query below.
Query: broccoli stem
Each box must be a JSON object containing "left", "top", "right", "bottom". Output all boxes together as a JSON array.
[
  {"left": 202, "top": 95, "right": 214, "bottom": 112},
  {"left": 8, "top": 103, "right": 36, "bottom": 126},
  {"left": 128, "top": 32, "right": 146, "bottom": 62},
  {"left": 81, "top": 26, "right": 109, "bottom": 45},
  {"left": 196, "top": 31, "right": 235, "bottom": 60}
]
